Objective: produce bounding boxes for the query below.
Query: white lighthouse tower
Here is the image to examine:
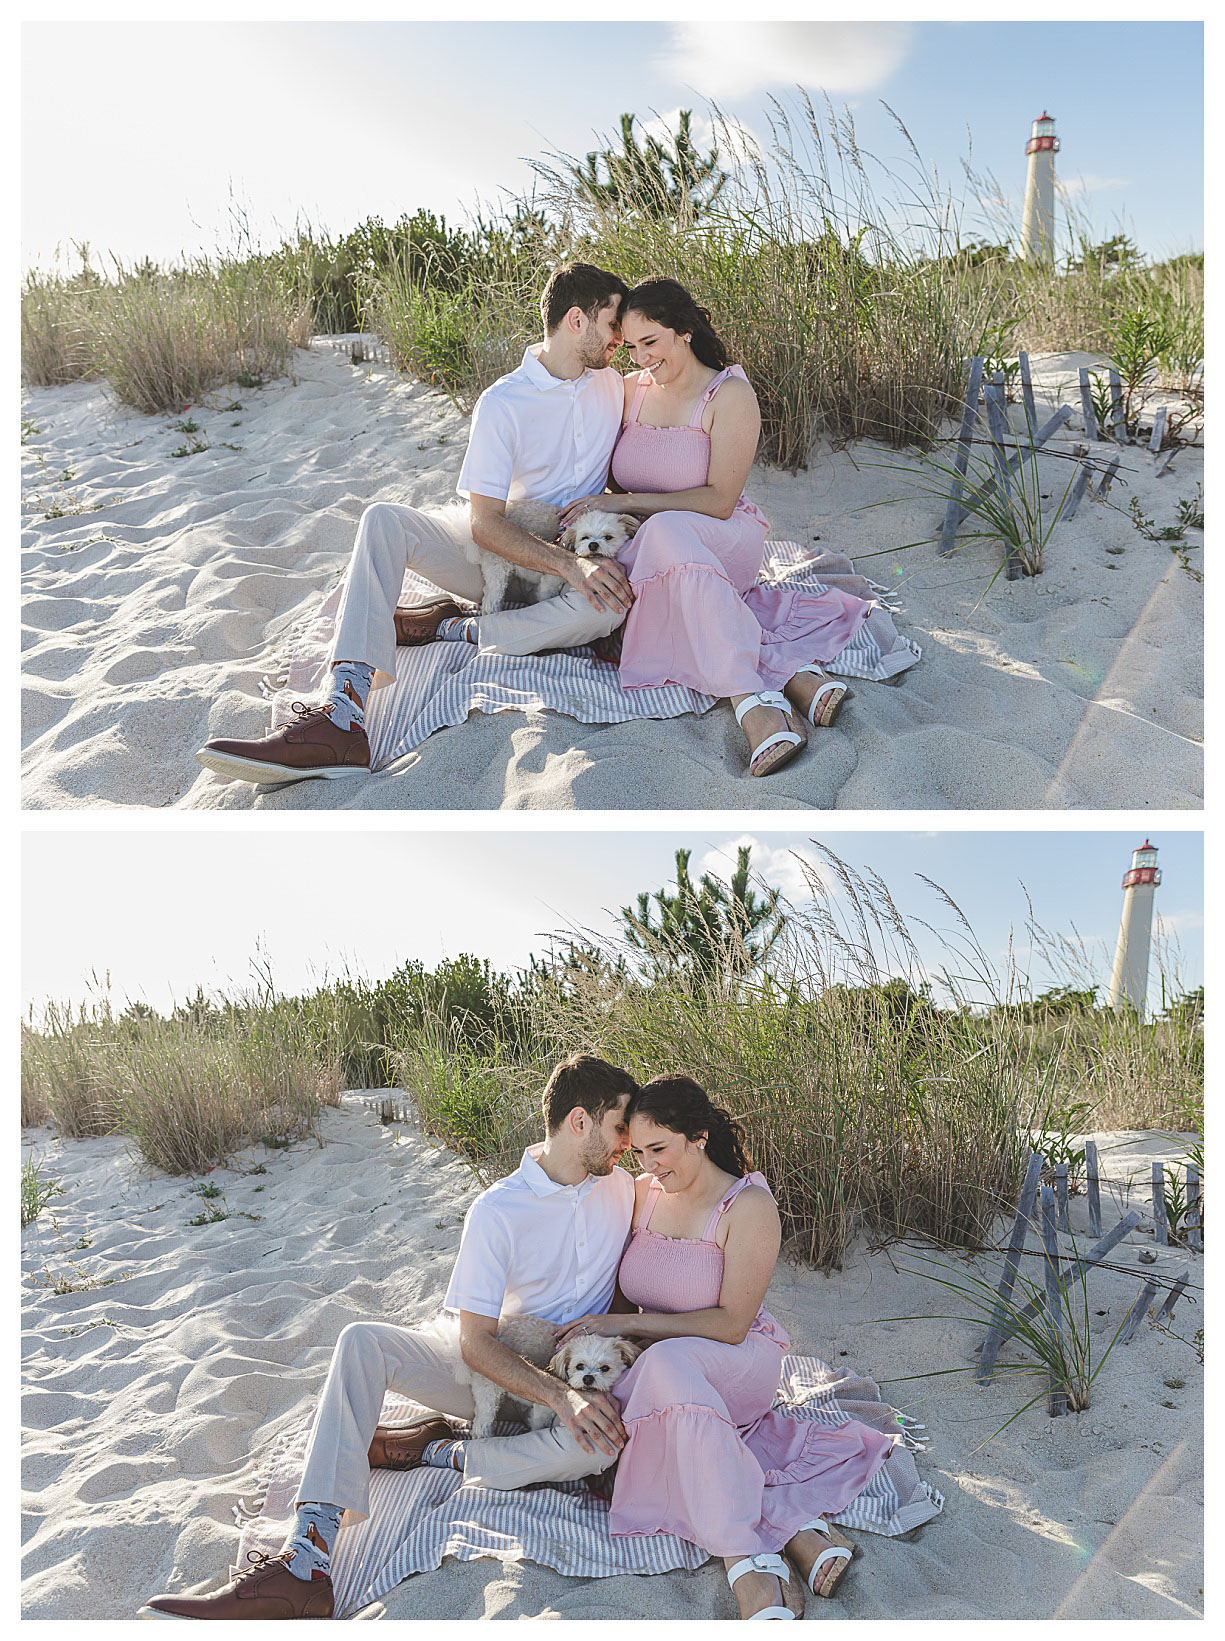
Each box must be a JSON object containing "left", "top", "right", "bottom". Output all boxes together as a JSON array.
[
  {"left": 1020, "top": 112, "right": 1060, "bottom": 263},
  {"left": 1107, "top": 840, "right": 1161, "bottom": 1015}
]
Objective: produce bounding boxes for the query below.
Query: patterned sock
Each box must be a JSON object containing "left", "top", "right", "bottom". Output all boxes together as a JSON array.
[
  {"left": 325, "top": 661, "right": 375, "bottom": 731},
  {"left": 282, "top": 1501, "right": 344, "bottom": 1582},
  {"left": 421, "top": 1438, "right": 467, "bottom": 1471},
  {"left": 435, "top": 615, "right": 480, "bottom": 644}
]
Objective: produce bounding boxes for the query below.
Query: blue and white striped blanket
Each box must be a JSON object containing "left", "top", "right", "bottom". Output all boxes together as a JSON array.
[
  {"left": 271, "top": 542, "right": 920, "bottom": 774},
  {"left": 235, "top": 1355, "right": 943, "bottom": 1618}
]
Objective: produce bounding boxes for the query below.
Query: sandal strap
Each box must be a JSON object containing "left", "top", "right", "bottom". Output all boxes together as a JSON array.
[
  {"left": 748, "top": 729, "right": 802, "bottom": 767},
  {"left": 733, "top": 690, "right": 791, "bottom": 727},
  {"left": 749, "top": 1611, "right": 796, "bottom": 1621},
  {"left": 726, "top": 1553, "right": 791, "bottom": 1590}
]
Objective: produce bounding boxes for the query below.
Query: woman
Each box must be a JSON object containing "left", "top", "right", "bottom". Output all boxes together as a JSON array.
[
  {"left": 555, "top": 1077, "right": 893, "bottom": 1621},
  {"left": 559, "top": 279, "right": 880, "bottom": 778}
]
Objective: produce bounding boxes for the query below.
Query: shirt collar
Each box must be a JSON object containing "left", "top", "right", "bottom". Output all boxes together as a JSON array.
[
  {"left": 519, "top": 1142, "right": 593, "bottom": 1197},
  {"left": 520, "top": 344, "right": 588, "bottom": 391}
]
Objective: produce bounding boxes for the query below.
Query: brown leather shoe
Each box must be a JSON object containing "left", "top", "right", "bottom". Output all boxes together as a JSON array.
[
  {"left": 394, "top": 597, "right": 468, "bottom": 646},
  {"left": 138, "top": 1552, "right": 334, "bottom": 1620},
  {"left": 368, "top": 1413, "right": 464, "bottom": 1470},
  {"left": 195, "top": 704, "right": 370, "bottom": 785}
]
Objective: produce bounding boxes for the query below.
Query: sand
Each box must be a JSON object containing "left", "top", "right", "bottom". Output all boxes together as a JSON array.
[
  {"left": 21, "top": 1098, "right": 1203, "bottom": 1620},
  {"left": 21, "top": 344, "right": 1202, "bottom": 811}
]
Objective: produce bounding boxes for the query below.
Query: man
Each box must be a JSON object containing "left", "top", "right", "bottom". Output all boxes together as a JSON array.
[
  {"left": 139, "top": 1054, "right": 639, "bottom": 1619},
  {"left": 195, "top": 264, "right": 634, "bottom": 785}
]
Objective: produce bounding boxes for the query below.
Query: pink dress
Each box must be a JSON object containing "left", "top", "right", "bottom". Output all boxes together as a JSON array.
[
  {"left": 608, "top": 1173, "right": 893, "bottom": 1557},
  {"left": 612, "top": 368, "right": 876, "bottom": 698}
]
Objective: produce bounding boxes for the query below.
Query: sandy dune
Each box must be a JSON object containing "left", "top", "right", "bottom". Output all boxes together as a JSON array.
[
  {"left": 21, "top": 345, "right": 1202, "bottom": 809},
  {"left": 22, "top": 1099, "right": 1202, "bottom": 1620}
]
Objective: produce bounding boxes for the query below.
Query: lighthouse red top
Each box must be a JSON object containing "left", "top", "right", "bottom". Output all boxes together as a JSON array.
[
  {"left": 1026, "top": 113, "right": 1059, "bottom": 155},
  {"left": 1122, "top": 840, "right": 1160, "bottom": 890}
]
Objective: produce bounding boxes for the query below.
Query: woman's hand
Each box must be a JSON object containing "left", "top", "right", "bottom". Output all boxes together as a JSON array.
[
  {"left": 554, "top": 1312, "right": 626, "bottom": 1346},
  {"left": 561, "top": 494, "right": 625, "bottom": 529}
]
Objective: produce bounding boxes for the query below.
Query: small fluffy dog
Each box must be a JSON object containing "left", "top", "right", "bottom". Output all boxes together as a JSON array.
[
  {"left": 420, "top": 1312, "right": 640, "bottom": 1438},
  {"left": 430, "top": 499, "right": 639, "bottom": 615}
]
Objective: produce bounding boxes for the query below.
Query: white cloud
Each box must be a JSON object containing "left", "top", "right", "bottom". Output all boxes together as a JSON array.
[
  {"left": 695, "top": 836, "right": 836, "bottom": 906},
  {"left": 658, "top": 22, "right": 914, "bottom": 100},
  {"left": 638, "top": 107, "right": 766, "bottom": 169},
  {"left": 1057, "top": 173, "right": 1131, "bottom": 199}
]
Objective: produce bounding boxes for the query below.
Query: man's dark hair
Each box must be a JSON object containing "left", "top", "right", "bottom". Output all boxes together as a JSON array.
[
  {"left": 542, "top": 1053, "right": 638, "bottom": 1133},
  {"left": 540, "top": 263, "right": 628, "bottom": 335}
]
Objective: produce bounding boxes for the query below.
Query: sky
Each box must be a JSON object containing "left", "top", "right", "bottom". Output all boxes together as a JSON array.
[
  {"left": 22, "top": 16, "right": 1203, "bottom": 272},
  {"left": 22, "top": 828, "right": 1203, "bottom": 1019}
]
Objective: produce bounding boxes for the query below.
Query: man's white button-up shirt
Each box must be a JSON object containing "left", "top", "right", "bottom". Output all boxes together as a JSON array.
[
  {"left": 444, "top": 1143, "right": 634, "bottom": 1324},
  {"left": 456, "top": 347, "right": 624, "bottom": 508}
]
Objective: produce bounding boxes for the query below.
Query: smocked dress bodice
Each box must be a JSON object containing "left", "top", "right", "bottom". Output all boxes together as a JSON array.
[
  {"left": 610, "top": 366, "right": 767, "bottom": 525},
  {"left": 617, "top": 1171, "right": 788, "bottom": 1346}
]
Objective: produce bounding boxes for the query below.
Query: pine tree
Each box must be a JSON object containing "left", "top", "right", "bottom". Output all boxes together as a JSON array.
[
  {"left": 570, "top": 112, "right": 728, "bottom": 221},
  {"left": 621, "top": 846, "right": 784, "bottom": 983}
]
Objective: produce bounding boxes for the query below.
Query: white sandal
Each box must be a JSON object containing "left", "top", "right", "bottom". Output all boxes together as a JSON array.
[
  {"left": 725, "top": 1553, "right": 797, "bottom": 1621},
  {"left": 734, "top": 691, "right": 804, "bottom": 778},
  {"left": 789, "top": 666, "right": 850, "bottom": 728},
  {"left": 795, "top": 1517, "right": 853, "bottom": 1596}
]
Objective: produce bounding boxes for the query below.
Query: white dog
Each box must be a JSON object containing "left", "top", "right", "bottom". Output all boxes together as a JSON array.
[
  {"left": 419, "top": 1313, "right": 640, "bottom": 1437},
  {"left": 428, "top": 499, "right": 639, "bottom": 615}
]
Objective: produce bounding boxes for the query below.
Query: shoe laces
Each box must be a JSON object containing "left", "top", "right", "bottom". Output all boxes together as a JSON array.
[
  {"left": 234, "top": 1551, "right": 285, "bottom": 1583},
  {"left": 289, "top": 701, "right": 333, "bottom": 723}
]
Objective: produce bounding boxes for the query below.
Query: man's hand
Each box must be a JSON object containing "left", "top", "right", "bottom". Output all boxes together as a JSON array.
[
  {"left": 568, "top": 552, "right": 634, "bottom": 616},
  {"left": 551, "top": 1384, "right": 627, "bottom": 1458}
]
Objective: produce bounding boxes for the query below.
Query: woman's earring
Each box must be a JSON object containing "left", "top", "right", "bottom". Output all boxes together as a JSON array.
[{"left": 698, "top": 1140, "right": 706, "bottom": 1149}]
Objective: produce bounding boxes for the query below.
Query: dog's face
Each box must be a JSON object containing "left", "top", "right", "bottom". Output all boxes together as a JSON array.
[
  {"left": 560, "top": 509, "right": 639, "bottom": 558},
  {"left": 548, "top": 1332, "right": 641, "bottom": 1392}
]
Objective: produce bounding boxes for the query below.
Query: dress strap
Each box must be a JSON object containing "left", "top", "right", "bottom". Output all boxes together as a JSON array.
[
  {"left": 687, "top": 364, "right": 746, "bottom": 427},
  {"left": 637, "top": 1175, "right": 665, "bottom": 1231},
  {"left": 701, "top": 1170, "right": 772, "bottom": 1241},
  {"left": 626, "top": 372, "right": 653, "bottom": 426}
]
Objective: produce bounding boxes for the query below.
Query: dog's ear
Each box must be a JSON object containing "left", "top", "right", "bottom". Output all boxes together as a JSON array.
[
  {"left": 614, "top": 1339, "right": 642, "bottom": 1369},
  {"left": 546, "top": 1342, "right": 571, "bottom": 1379},
  {"left": 618, "top": 514, "right": 641, "bottom": 537},
  {"left": 559, "top": 524, "right": 578, "bottom": 551}
]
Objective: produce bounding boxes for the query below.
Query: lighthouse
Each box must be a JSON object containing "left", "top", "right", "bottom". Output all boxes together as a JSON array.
[
  {"left": 1020, "top": 112, "right": 1060, "bottom": 263},
  {"left": 1107, "top": 840, "right": 1161, "bottom": 1015}
]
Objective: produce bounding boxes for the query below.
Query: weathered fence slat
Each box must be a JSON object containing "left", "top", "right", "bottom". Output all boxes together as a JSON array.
[
  {"left": 1152, "top": 1161, "right": 1169, "bottom": 1245},
  {"left": 1148, "top": 407, "right": 1168, "bottom": 453},
  {"left": 1060, "top": 458, "right": 1094, "bottom": 522},
  {"left": 1095, "top": 456, "right": 1121, "bottom": 497},
  {"left": 1001, "top": 1210, "right": 1142, "bottom": 1343},
  {"left": 1085, "top": 1140, "right": 1102, "bottom": 1238},
  {"left": 977, "top": 1150, "right": 1044, "bottom": 1382},
  {"left": 1041, "top": 1187, "right": 1069, "bottom": 1415},
  {"left": 953, "top": 405, "right": 1073, "bottom": 530},
  {"left": 940, "top": 356, "right": 985, "bottom": 555},
  {"left": 1019, "top": 350, "right": 1038, "bottom": 432},
  {"left": 984, "top": 375, "right": 1021, "bottom": 580},
  {"left": 1079, "top": 368, "right": 1100, "bottom": 441},
  {"left": 1186, "top": 1167, "right": 1201, "bottom": 1252},
  {"left": 1119, "top": 1278, "right": 1159, "bottom": 1345},
  {"left": 1107, "top": 369, "right": 1129, "bottom": 442},
  {"left": 1153, "top": 1269, "right": 1191, "bottom": 1324},
  {"left": 1054, "top": 1163, "right": 1070, "bottom": 1231},
  {"left": 1155, "top": 447, "right": 1177, "bottom": 478}
]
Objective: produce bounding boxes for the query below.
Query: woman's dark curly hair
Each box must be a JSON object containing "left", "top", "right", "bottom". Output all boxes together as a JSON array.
[
  {"left": 623, "top": 278, "right": 730, "bottom": 372},
  {"left": 628, "top": 1074, "right": 752, "bottom": 1177}
]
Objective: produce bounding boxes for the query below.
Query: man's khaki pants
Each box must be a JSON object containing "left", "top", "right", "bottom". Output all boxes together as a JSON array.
[
  {"left": 296, "top": 1320, "right": 616, "bottom": 1521},
  {"left": 330, "top": 502, "right": 621, "bottom": 681}
]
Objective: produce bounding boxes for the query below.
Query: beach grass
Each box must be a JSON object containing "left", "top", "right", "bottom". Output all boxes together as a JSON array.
[
  {"left": 21, "top": 854, "right": 1200, "bottom": 1254},
  {"left": 21, "top": 986, "right": 344, "bottom": 1176},
  {"left": 22, "top": 97, "right": 1202, "bottom": 458}
]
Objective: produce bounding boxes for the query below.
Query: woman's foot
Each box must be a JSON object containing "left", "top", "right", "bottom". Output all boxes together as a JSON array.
[
  {"left": 784, "top": 668, "right": 849, "bottom": 729},
  {"left": 732, "top": 693, "right": 808, "bottom": 777},
  {"left": 722, "top": 1557, "right": 792, "bottom": 1619},
  {"left": 784, "top": 1520, "right": 854, "bottom": 1597}
]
